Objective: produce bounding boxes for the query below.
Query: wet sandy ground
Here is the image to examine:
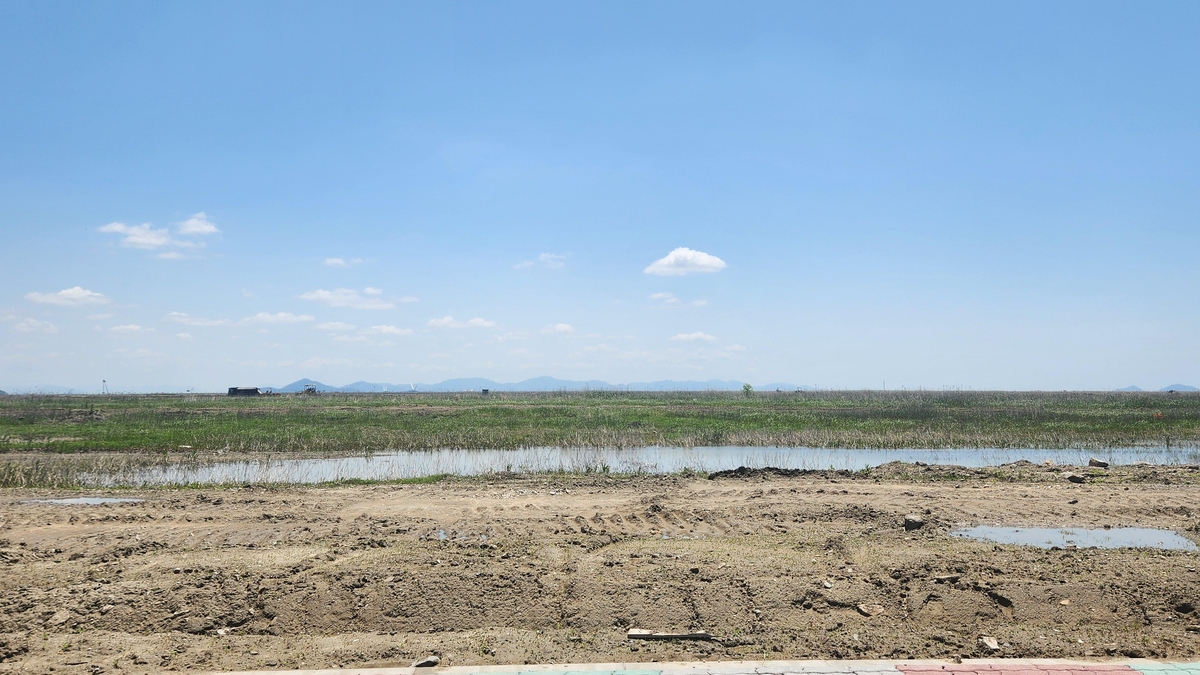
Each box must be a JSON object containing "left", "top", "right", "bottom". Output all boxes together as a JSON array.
[{"left": 1, "top": 462, "right": 1199, "bottom": 673}]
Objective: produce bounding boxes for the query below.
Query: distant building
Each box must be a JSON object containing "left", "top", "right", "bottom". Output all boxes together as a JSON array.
[{"left": 227, "top": 387, "right": 261, "bottom": 397}]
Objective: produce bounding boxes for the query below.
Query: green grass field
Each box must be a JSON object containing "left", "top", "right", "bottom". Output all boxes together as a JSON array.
[{"left": 1, "top": 389, "right": 1197, "bottom": 454}]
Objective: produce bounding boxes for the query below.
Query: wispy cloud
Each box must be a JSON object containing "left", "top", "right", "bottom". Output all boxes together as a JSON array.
[
  {"left": 539, "top": 253, "right": 567, "bottom": 269},
  {"left": 166, "top": 312, "right": 229, "bottom": 326},
  {"left": 314, "top": 321, "right": 356, "bottom": 331},
  {"left": 670, "top": 331, "right": 717, "bottom": 342},
  {"left": 644, "top": 247, "right": 727, "bottom": 276},
  {"left": 428, "top": 316, "right": 497, "bottom": 328},
  {"left": 98, "top": 222, "right": 173, "bottom": 249},
  {"left": 542, "top": 323, "right": 575, "bottom": 334},
  {"left": 98, "top": 211, "right": 218, "bottom": 255},
  {"left": 515, "top": 252, "right": 569, "bottom": 270},
  {"left": 13, "top": 318, "right": 58, "bottom": 334},
  {"left": 177, "top": 212, "right": 220, "bottom": 235},
  {"left": 109, "top": 324, "right": 142, "bottom": 333},
  {"left": 323, "top": 257, "right": 363, "bottom": 267},
  {"left": 26, "top": 287, "right": 110, "bottom": 306},
  {"left": 240, "top": 312, "right": 315, "bottom": 324},
  {"left": 298, "top": 288, "right": 396, "bottom": 310},
  {"left": 176, "top": 332, "right": 193, "bottom": 340},
  {"left": 100, "top": 215, "right": 216, "bottom": 257},
  {"left": 365, "top": 325, "right": 413, "bottom": 336},
  {"left": 649, "top": 292, "right": 707, "bottom": 307}
]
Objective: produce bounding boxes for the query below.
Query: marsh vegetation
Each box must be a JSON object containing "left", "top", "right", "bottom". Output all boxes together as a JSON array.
[{"left": 1, "top": 390, "right": 1196, "bottom": 455}]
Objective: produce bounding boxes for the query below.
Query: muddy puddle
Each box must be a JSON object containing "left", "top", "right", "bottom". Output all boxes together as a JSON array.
[{"left": 951, "top": 525, "right": 1198, "bottom": 550}]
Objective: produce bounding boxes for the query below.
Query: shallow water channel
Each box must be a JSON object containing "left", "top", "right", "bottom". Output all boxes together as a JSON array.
[
  {"left": 80, "top": 445, "right": 1199, "bottom": 487},
  {"left": 24, "top": 497, "right": 143, "bottom": 505}
]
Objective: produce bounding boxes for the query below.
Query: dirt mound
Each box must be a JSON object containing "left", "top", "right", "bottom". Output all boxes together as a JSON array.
[{"left": 2, "top": 471, "right": 1199, "bottom": 672}]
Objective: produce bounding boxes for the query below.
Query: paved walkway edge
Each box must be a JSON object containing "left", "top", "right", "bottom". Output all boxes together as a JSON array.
[{"left": 209, "top": 658, "right": 1200, "bottom": 675}]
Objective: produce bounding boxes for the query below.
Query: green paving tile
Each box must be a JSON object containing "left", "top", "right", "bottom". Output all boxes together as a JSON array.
[{"left": 1130, "top": 666, "right": 1200, "bottom": 675}]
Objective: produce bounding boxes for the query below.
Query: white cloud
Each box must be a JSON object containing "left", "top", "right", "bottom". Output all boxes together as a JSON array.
[
  {"left": 87, "top": 313, "right": 114, "bottom": 320},
  {"left": 670, "top": 331, "right": 717, "bottom": 342},
  {"left": 156, "top": 251, "right": 185, "bottom": 260},
  {"left": 365, "top": 325, "right": 413, "bottom": 336},
  {"left": 177, "top": 212, "right": 220, "bottom": 235},
  {"left": 110, "top": 324, "right": 142, "bottom": 333},
  {"left": 240, "top": 312, "right": 315, "bottom": 324},
  {"left": 323, "top": 257, "right": 363, "bottom": 267},
  {"left": 512, "top": 260, "right": 534, "bottom": 269},
  {"left": 176, "top": 332, "right": 193, "bottom": 340},
  {"left": 166, "top": 312, "right": 229, "bottom": 326},
  {"left": 314, "top": 321, "right": 356, "bottom": 331},
  {"left": 99, "top": 222, "right": 173, "bottom": 249},
  {"left": 26, "top": 286, "right": 110, "bottom": 306},
  {"left": 13, "top": 318, "right": 58, "bottom": 334},
  {"left": 539, "top": 253, "right": 567, "bottom": 269},
  {"left": 428, "top": 316, "right": 497, "bottom": 328},
  {"left": 298, "top": 288, "right": 395, "bottom": 310},
  {"left": 691, "top": 299, "right": 709, "bottom": 306},
  {"left": 644, "top": 247, "right": 727, "bottom": 276},
  {"left": 334, "top": 334, "right": 370, "bottom": 343},
  {"left": 725, "top": 344, "right": 746, "bottom": 351},
  {"left": 363, "top": 287, "right": 382, "bottom": 295},
  {"left": 543, "top": 323, "right": 575, "bottom": 334}
]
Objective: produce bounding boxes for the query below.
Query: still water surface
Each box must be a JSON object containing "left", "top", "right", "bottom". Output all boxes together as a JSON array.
[
  {"left": 25, "top": 497, "right": 144, "bottom": 505},
  {"left": 83, "top": 445, "right": 1198, "bottom": 487}
]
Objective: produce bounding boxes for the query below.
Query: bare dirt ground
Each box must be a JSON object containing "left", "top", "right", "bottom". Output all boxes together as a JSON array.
[{"left": 2, "top": 462, "right": 1199, "bottom": 674}]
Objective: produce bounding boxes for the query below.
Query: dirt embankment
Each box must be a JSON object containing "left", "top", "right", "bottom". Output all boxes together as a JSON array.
[{"left": 1, "top": 463, "right": 1199, "bottom": 673}]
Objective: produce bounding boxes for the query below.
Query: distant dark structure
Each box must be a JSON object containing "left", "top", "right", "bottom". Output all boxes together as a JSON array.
[
  {"left": 481, "top": 389, "right": 490, "bottom": 395},
  {"left": 227, "top": 387, "right": 262, "bottom": 397}
]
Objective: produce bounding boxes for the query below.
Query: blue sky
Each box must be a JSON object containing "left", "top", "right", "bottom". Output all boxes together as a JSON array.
[{"left": 2, "top": 1, "right": 1198, "bottom": 392}]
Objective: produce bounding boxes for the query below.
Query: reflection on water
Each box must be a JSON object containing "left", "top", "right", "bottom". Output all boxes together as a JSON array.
[
  {"left": 77, "top": 445, "right": 1200, "bottom": 487},
  {"left": 952, "top": 525, "right": 1198, "bottom": 550},
  {"left": 25, "top": 497, "right": 143, "bottom": 505}
]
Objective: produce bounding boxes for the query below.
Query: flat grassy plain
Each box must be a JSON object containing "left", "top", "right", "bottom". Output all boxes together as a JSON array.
[{"left": 1, "top": 390, "right": 1197, "bottom": 454}]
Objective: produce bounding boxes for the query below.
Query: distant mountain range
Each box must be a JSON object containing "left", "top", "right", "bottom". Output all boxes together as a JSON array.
[
  {"left": 1115, "top": 384, "right": 1198, "bottom": 392},
  {"left": 274, "top": 377, "right": 812, "bottom": 393}
]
